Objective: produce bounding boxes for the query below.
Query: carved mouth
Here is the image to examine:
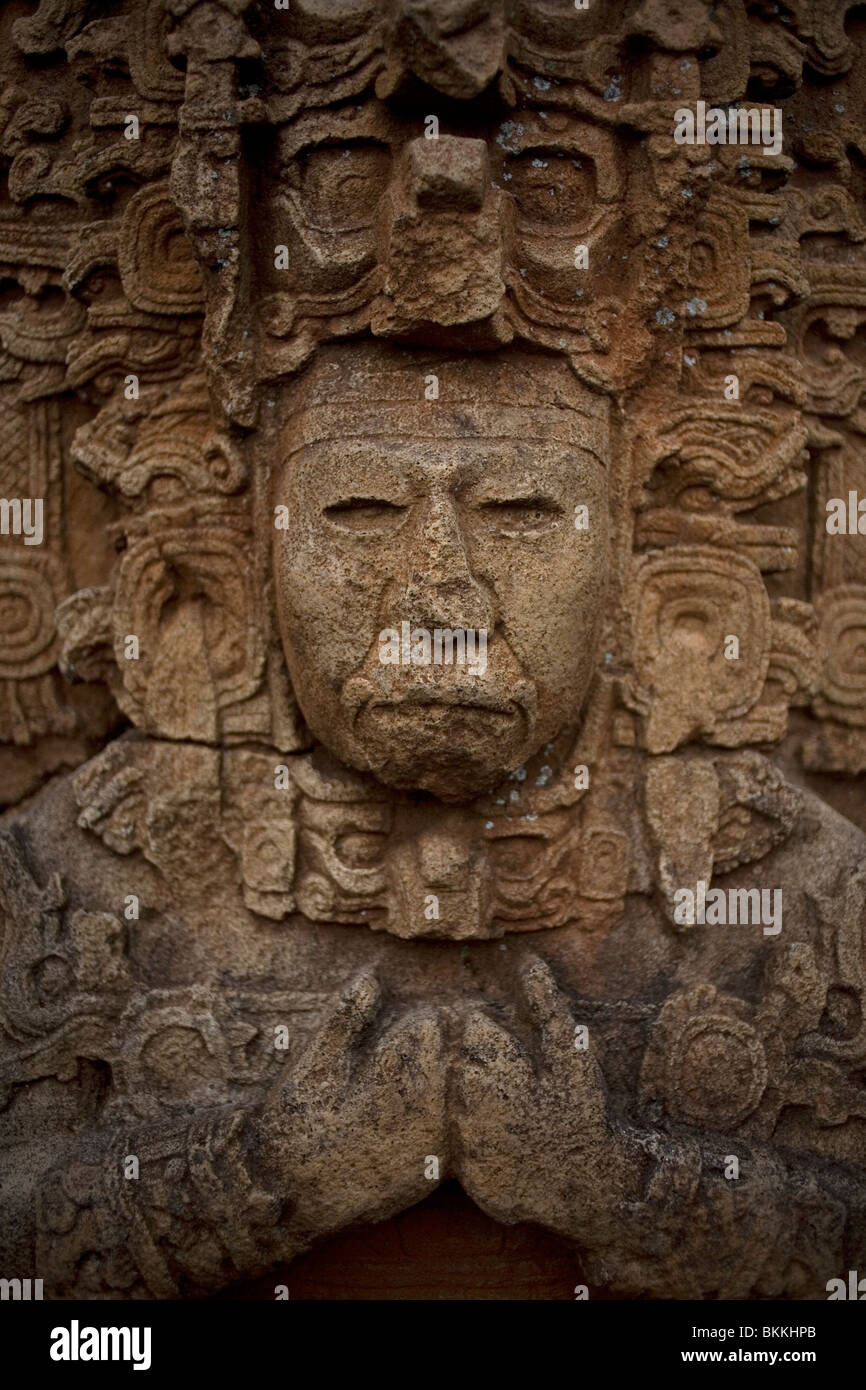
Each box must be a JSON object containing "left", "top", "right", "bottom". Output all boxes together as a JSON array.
[
  {"left": 350, "top": 693, "right": 535, "bottom": 801},
  {"left": 342, "top": 674, "right": 537, "bottom": 730},
  {"left": 372, "top": 687, "right": 518, "bottom": 711},
  {"left": 364, "top": 697, "right": 523, "bottom": 727}
]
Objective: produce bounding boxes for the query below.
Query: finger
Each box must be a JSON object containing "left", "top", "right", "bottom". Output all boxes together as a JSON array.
[
  {"left": 457, "top": 1008, "right": 531, "bottom": 1105},
  {"left": 373, "top": 1011, "right": 448, "bottom": 1173},
  {"left": 518, "top": 953, "right": 578, "bottom": 1067},
  {"left": 294, "top": 967, "right": 382, "bottom": 1088},
  {"left": 374, "top": 1007, "right": 444, "bottom": 1088}
]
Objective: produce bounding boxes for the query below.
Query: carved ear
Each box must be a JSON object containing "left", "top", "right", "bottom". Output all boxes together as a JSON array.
[
  {"left": 112, "top": 528, "right": 264, "bottom": 741},
  {"left": 644, "top": 757, "right": 719, "bottom": 929},
  {"left": 145, "top": 596, "right": 219, "bottom": 741},
  {"left": 626, "top": 545, "right": 770, "bottom": 753},
  {"left": 813, "top": 585, "right": 866, "bottom": 727},
  {"left": 117, "top": 183, "right": 205, "bottom": 317}
]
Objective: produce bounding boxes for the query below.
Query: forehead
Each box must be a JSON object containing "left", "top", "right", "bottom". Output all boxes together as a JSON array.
[{"left": 281, "top": 437, "right": 604, "bottom": 488}]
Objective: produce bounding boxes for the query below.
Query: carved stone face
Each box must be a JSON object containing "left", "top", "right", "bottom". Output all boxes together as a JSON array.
[{"left": 272, "top": 353, "right": 609, "bottom": 802}]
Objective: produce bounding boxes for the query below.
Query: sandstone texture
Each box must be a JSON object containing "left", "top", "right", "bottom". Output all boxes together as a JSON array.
[{"left": 1, "top": 0, "right": 866, "bottom": 1300}]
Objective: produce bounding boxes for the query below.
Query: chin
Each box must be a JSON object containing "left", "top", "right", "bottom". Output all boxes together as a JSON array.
[{"left": 350, "top": 701, "right": 533, "bottom": 803}]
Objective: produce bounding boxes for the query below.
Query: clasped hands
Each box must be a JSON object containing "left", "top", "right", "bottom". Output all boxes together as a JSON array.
[{"left": 252, "top": 956, "right": 631, "bottom": 1250}]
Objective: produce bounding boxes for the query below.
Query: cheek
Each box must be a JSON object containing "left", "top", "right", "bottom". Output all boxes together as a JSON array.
[
  {"left": 503, "top": 562, "right": 603, "bottom": 670},
  {"left": 481, "top": 510, "right": 608, "bottom": 649},
  {"left": 273, "top": 527, "right": 393, "bottom": 680}
]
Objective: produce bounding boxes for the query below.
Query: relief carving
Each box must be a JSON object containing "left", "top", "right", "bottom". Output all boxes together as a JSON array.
[{"left": 1, "top": 0, "right": 866, "bottom": 1306}]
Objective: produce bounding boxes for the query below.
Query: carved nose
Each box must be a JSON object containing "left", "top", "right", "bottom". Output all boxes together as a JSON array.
[
  {"left": 394, "top": 496, "right": 494, "bottom": 631},
  {"left": 406, "top": 135, "right": 488, "bottom": 212},
  {"left": 375, "top": 134, "right": 504, "bottom": 339}
]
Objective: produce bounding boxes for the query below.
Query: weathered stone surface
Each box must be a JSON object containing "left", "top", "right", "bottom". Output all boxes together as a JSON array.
[{"left": 1, "top": 0, "right": 866, "bottom": 1301}]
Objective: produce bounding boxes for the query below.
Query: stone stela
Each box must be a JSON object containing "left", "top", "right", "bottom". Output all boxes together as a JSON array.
[{"left": 0, "top": 0, "right": 865, "bottom": 1304}]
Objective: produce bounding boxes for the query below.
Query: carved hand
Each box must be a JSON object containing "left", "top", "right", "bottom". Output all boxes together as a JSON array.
[
  {"left": 252, "top": 968, "right": 448, "bottom": 1245},
  {"left": 453, "top": 955, "right": 630, "bottom": 1248}
]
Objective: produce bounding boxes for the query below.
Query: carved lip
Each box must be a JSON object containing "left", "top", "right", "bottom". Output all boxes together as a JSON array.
[
  {"left": 356, "top": 690, "right": 530, "bottom": 733},
  {"left": 343, "top": 673, "right": 536, "bottom": 717},
  {"left": 340, "top": 675, "right": 538, "bottom": 758},
  {"left": 369, "top": 689, "right": 518, "bottom": 712},
  {"left": 365, "top": 698, "right": 523, "bottom": 726}
]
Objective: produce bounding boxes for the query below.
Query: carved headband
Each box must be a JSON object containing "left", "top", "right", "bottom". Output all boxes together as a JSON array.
[{"left": 281, "top": 346, "right": 610, "bottom": 462}]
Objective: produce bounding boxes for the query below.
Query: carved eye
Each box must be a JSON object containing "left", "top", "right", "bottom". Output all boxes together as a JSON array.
[
  {"left": 0, "top": 276, "right": 26, "bottom": 311},
  {"left": 298, "top": 142, "right": 391, "bottom": 232},
  {"left": 478, "top": 497, "right": 561, "bottom": 534},
  {"left": 505, "top": 151, "right": 595, "bottom": 225},
  {"left": 323, "top": 498, "right": 407, "bottom": 533},
  {"left": 335, "top": 832, "right": 386, "bottom": 867},
  {"left": 689, "top": 239, "right": 715, "bottom": 281},
  {"left": 488, "top": 835, "right": 543, "bottom": 878}
]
